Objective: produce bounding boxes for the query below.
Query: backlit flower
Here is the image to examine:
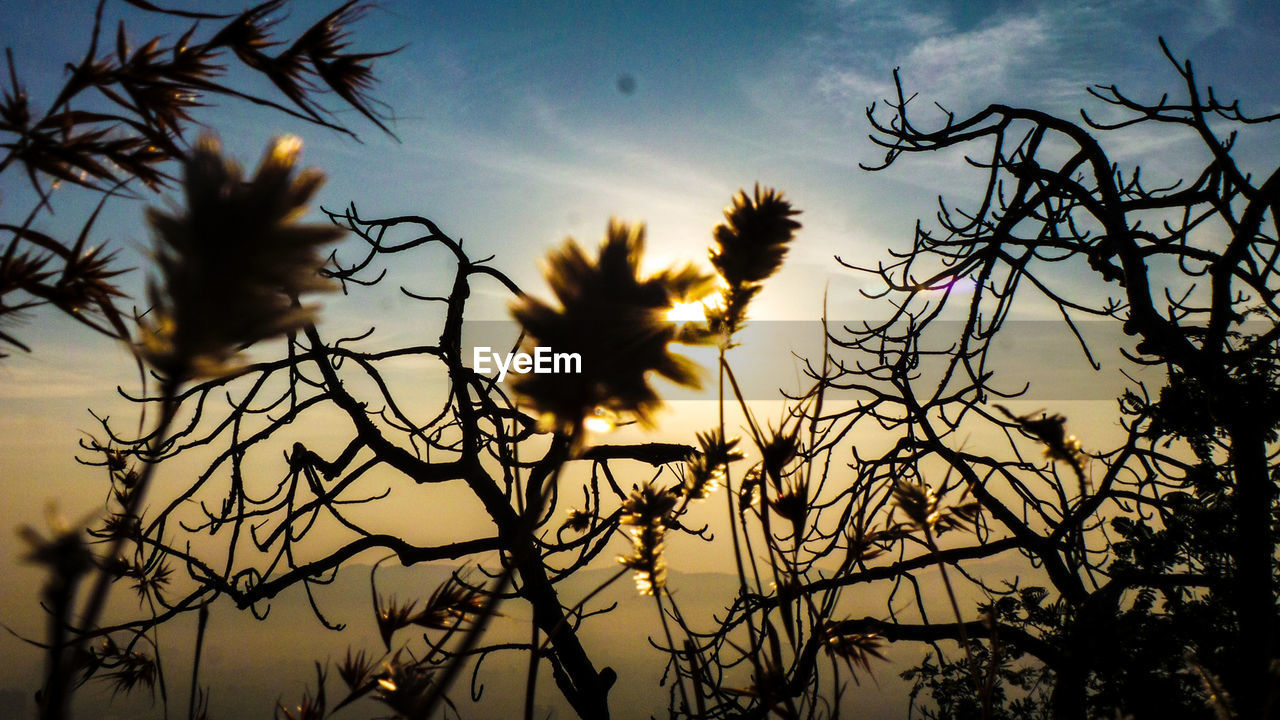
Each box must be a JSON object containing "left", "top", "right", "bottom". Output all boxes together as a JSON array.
[
  {"left": 707, "top": 185, "right": 801, "bottom": 340},
  {"left": 138, "top": 134, "right": 343, "bottom": 380},
  {"left": 510, "top": 220, "right": 715, "bottom": 436},
  {"left": 617, "top": 483, "right": 678, "bottom": 595}
]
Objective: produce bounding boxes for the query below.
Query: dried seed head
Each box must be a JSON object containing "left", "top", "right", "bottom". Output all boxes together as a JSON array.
[
  {"left": 337, "top": 647, "right": 375, "bottom": 693},
  {"left": 618, "top": 483, "right": 677, "bottom": 594},
  {"left": 761, "top": 425, "right": 799, "bottom": 487},
  {"left": 707, "top": 185, "right": 801, "bottom": 340},
  {"left": 561, "top": 508, "right": 594, "bottom": 533},
  {"left": 891, "top": 479, "right": 940, "bottom": 531},
  {"left": 373, "top": 653, "right": 435, "bottom": 717},
  {"left": 683, "top": 429, "right": 742, "bottom": 500},
  {"left": 138, "top": 134, "right": 343, "bottom": 381},
  {"left": 711, "top": 185, "right": 801, "bottom": 287},
  {"left": 373, "top": 594, "right": 418, "bottom": 651},
  {"left": 821, "top": 623, "right": 887, "bottom": 681},
  {"left": 413, "top": 575, "right": 485, "bottom": 631},
  {"left": 510, "top": 220, "right": 714, "bottom": 435},
  {"left": 994, "top": 404, "right": 1088, "bottom": 491}
]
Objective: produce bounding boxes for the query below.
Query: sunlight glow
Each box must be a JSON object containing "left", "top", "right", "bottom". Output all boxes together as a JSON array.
[
  {"left": 666, "top": 300, "right": 710, "bottom": 322},
  {"left": 666, "top": 284, "right": 726, "bottom": 323},
  {"left": 583, "top": 407, "right": 616, "bottom": 433},
  {"left": 272, "top": 134, "right": 303, "bottom": 162}
]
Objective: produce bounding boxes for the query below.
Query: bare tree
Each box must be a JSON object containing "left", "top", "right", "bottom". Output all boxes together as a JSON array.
[
  {"left": 68, "top": 187, "right": 794, "bottom": 718},
  {"left": 25, "top": 23, "right": 1279, "bottom": 720},
  {"left": 654, "top": 40, "right": 1277, "bottom": 720}
]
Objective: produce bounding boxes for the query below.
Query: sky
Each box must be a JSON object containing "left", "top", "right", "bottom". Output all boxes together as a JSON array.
[{"left": 2, "top": 0, "right": 1279, "bottom": 717}]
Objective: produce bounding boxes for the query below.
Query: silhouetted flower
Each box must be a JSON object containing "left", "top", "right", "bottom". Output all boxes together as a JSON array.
[
  {"left": 99, "top": 646, "right": 158, "bottom": 699},
  {"left": 707, "top": 186, "right": 801, "bottom": 341},
  {"left": 373, "top": 652, "right": 435, "bottom": 717},
  {"left": 769, "top": 476, "right": 810, "bottom": 540},
  {"left": 891, "top": 479, "right": 940, "bottom": 531},
  {"left": 711, "top": 186, "right": 801, "bottom": 286},
  {"left": 138, "top": 134, "right": 343, "bottom": 380},
  {"left": 413, "top": 575, "right": 486, "bottom": 630},
  {"left": 373, "top": 593, "right": 418, "bottom": 651},
  {"left": 18, "top": 504, "right": 93, "bottom": 592},
  {"left": 561, "top": 507, "right": 595, "bottom": 533},
  {"left": 510, "top": 220, "right": 714, "bottom": 435},
  {"left": 995, "top": 404, "right": 1087, "bottom": 492},
  {"left": 821, "top": 624, "right": 887, "bottom": 682},
  {"left": 889, "top": 478, "right": 981, "bottom": 536},
  {"left": 760, "top": 424, "right": 799, "bottom": 487},
  {"left": 336, "top": 647, "right": 376, "bottom": 693},
  {"left": 618, "top": 483, "right": 678, "bottom": 594},
  {"left": 683, "top": 428, "right": 742, "bottom": 500}
]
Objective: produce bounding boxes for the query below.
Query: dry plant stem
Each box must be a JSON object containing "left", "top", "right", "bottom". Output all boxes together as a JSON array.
[
  {"left": 146, "top": 594, "right": 171, "bottom": 719},
  {"left": 42, "top": 375, "right": 182, "bottom": 720},
  {"left": 923, "top": 527, "right": 982, "bottom": 702},
  {"left": 655, "top": 589, "right": 692, "bottom": 716},
  {"left": 720, "top": 357, "right": 753, "bottom": 599},
  {"left": 188, "top": 603, "right": 209, "bottom": 720},
  {"left": 721, "top": 359, "right": 788, "bottom": 611},
  {"left": 717, "top": 353, "right": 770, "bottom": 702},
  {"left": 524, "top": 621, "right": 539, "bottom": 720}
]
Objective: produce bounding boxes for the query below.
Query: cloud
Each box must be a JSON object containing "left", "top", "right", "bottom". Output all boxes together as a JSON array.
[
  {"left": 899, "top": 16, "right": 1047, "bottom": 95},
  {"left": 807, "top": 5, "right": 1063, "bottom": 116}
]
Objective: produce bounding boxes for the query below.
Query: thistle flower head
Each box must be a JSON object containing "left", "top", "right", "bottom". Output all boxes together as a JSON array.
[
  {"left": 618, "top": 482, "right": 678, "bottom": 594},
  {"left": 707, "top": 185, "right": 801, "bottom": 340},
  {"left": 510, "top": 219, "right": 715, "bottom": 435},
  {"left": 413, "top": 574, "right": 486, "bottom": 631},
  {"left": 682, "top": 428, "right": 743, "bottom": 499},
  {"left": 821, "top": 624, "right": 887, "bottom": 681},
  {"left": 138, "top": 134, "right": 343, "bottom": 380},
  {"left": 891, "top": 479, "right": 940, "bottom": 531},
  {"left": 711, "top": 185, "right": 801, "bottom": 287}
]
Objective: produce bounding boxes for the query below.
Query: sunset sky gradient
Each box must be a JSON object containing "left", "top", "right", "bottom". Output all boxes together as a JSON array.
[{"left": 1, "top": 0, "right": 1278, "bottom": 716}]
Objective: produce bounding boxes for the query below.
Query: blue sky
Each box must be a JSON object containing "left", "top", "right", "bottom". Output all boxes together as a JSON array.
[
  {"left": 4, "top": 0, "right": 1278, "bottom": 333},
  {"left": 2, "top": 0, "right": 1278, "bottom": 716}
]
